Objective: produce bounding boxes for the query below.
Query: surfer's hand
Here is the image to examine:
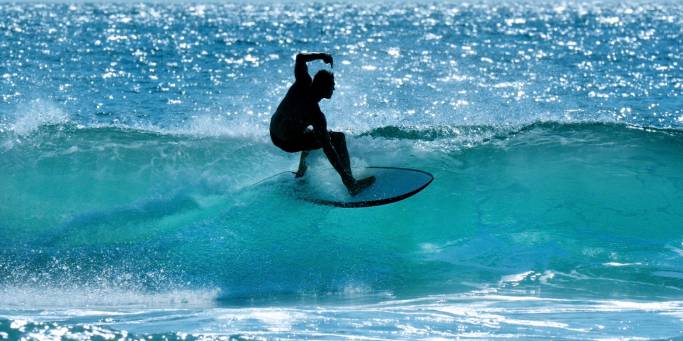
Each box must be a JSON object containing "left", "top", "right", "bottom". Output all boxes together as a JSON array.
[{"left": 322, "top": 54, "right": 333, "bottom": 68}]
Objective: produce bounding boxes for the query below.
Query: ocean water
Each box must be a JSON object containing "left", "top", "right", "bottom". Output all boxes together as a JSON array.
[{"left": 1, "top": 1, "right": 683, "bottom": 339}]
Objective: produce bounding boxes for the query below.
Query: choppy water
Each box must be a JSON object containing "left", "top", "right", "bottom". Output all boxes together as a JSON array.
[{"left": 1, "top": 1, "right": 683, "bottom": 339}]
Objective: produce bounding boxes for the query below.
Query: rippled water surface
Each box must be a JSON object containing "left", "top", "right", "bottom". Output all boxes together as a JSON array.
[{"left": 1, "top": 1, "right": 681, "bottom": 131}]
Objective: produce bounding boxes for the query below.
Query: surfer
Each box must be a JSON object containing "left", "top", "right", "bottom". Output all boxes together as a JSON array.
[{"left": 270, "top": 52, "right": 375, "bottom": 195}]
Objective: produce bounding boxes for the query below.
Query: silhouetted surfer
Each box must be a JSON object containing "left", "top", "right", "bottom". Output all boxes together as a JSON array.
[{"left": 270, "top": 53, "right": 375, "bottom": 195}]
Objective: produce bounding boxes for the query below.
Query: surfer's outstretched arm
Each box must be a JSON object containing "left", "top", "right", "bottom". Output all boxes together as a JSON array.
[{"left": 295, "top": 53, "right": 333, "bottom": 81}]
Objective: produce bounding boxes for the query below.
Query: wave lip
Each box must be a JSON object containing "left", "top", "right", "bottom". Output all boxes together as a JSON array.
[
  {"left": 1, "top": 99, "right": 70, "bottom": 136},
  {"left": 4, "top": 119, "right": 680, "bottom": 153}
]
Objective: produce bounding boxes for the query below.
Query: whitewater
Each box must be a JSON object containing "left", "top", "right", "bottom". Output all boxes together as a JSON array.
[{"left": 1, "top": 1, "right": 682, "bottom": 339}]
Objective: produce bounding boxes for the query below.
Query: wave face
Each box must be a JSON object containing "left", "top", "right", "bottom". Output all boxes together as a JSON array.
[
  {"left": 1, "top": 1, "right": 683, "bottom": 339},
  {"left": 2, "top": 122, "right": 683, "bottom": 338}
]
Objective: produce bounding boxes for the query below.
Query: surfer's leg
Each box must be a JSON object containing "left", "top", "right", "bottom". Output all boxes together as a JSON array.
[
  {"left": 328, "top": 131, "right": 376, "bottom": 195},
  {"left": 294, "top": 131, "right": 321, "bottom": 178},
  {"left": 330, "top": 131, "right": 351, "bottom": 175},
  {"left": 295, "top": 150, "right": 309, "bottom": 178}
]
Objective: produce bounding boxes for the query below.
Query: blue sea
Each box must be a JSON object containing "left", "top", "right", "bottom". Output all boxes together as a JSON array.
[{"left": 1, "top": 1, "right": 683, "bottom": 339}]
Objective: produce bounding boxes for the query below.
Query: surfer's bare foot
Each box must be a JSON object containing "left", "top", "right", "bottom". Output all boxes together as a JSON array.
[
  {"left": 294, "top": 163, "right": 307, "bottom": 178},
  {"left": 347, "top": 176, "right": 376, "bottom": 196}
]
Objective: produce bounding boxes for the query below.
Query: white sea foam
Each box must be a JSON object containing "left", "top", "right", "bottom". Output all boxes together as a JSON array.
[
  {"left": 499, "top": 271, "right": 534, "bottom": 286},
  {"left": 215, "top": 309, "right": 309, "bottom": 333},
  {"left": 175, "top": 114, "right": 270, "bottom": 139},
  {"left": 3, "top": 292, "right": 683, "bottom": 339},
  {"left": 603, "top": 262, "right": 643, "bottom": 267},
  {"left": 7, "top": 99, "right": 69, "bottom": 136},
  {"left": 0, "top": 286, "right": 220, "bottom": 309}
]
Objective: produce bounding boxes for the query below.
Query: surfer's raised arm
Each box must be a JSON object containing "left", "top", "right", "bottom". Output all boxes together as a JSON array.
[{"left": 295, "top": 53, "right": 333, "bottom": 81}]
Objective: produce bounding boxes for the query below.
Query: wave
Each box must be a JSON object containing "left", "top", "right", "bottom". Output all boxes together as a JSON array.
[{"left": 1, "top": 120, "right": 682, "bottom": 302}]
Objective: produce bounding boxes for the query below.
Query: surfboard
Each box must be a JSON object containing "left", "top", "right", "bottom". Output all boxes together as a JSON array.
[{"left": 260, "top": 166, "right": 433, "bottom": 208}]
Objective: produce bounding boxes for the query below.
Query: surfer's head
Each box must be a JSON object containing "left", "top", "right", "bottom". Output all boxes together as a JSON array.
[{"left": 312, "top": 70, "right": 335, "bottom": 100}]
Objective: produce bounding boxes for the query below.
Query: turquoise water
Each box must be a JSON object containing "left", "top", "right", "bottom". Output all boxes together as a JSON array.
[{"left": 1, "top": 1, "right": 683, "bottom": 339}]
